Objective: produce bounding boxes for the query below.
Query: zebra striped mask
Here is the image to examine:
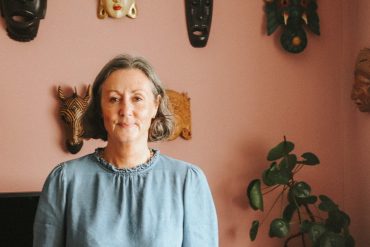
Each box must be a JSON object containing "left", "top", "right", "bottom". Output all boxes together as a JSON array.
[{"left": 57, "top": 85, "right": 92, "bottom": 154}]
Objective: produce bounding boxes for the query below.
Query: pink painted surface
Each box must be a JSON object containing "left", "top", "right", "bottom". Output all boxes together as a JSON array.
[
  {"left": 343, "top": 0, "right": 370, "bottom": 246},
  {"left": 0, "top": 0, "right": 367, "bottom": 246}
]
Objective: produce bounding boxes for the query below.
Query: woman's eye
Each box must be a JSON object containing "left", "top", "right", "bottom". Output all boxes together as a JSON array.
[
  {"left": 109, "top": 97, "right": 120, "bottom": 103},
  {"left": 133, "top": 96, "right": 143, "bottom": 102}
]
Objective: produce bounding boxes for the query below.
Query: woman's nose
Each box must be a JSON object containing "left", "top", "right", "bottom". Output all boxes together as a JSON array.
[{"left": 119, "top": 100, "right": 133, "bottom": 116}]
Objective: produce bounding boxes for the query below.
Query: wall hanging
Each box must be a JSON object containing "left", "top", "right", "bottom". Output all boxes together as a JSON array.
[
  {"left": 351, "top": 48, "right": 370, "bottom": 113},
  {"left": 166, "top": 89, "right": 192, "bottom": 141},
  {"left": 98, "top": 0, "right": 137, "bottom": 19},
  {"left": 57, "top": 85, "right": 92, "bottom": 154},
  {"left": 0, "top": 0, "right": 47, "bottom": 42},
  {"left": 185, "top": 0, "right": 213, "bottom": 48},
  {"left": 264, "top": 0, "right": 320, "bottom": 53}
]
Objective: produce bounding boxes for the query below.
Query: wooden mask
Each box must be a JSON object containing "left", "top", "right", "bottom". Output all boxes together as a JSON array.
[
  {"left": 352, "top": 48, "right": 370, "bottom": 112},
  {"left": 185, "top": 0, "right": 213, "bottom": 48},
  {"left": 98, "top": 0, "right": 137, "bottom": 19},
  {"left": 57, "top": 85, "right": 92, "bottom": 154},
  {"left": 166, "top": 90, "right": 192, "bottom": 141},
  {"left": 264, "top": 0, "right": 320, "bottom": 53}
]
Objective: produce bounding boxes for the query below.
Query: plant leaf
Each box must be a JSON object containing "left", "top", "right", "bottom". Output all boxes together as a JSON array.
[
  {"left": 300, "top": 220, "right": 312, "bottom": 233},
  {"left": 282, "top": 203, "right": 296, "bottom": 223},
  {"left": 269, "top": 218, "right": 290, "bottom": 238},
  {"left": 279, "top": 154, "right": 297, "bottom": 171},
  {"left": 249, "top": 220, "right": 259, "bottom": 241},
  {"left": 319, "top": 195, "right": 338, "bottom": 212},
  {"left": 262, "top": 162, "right": 278, "bottom": 186},
  {"left": 345, "top": 234, "right": 355, "bottom": 247},
  {"left": 301, "top": 152, "right": 320, "bottom": 165},
  {"left": 247, "top": 179, "right": 264, "bottom": 211},
  {"left": 317, "top": 232, "right": 346, "bottom": 247},
  {"left": 263, "top": 162, "right": 291, "bottom": 185},
  {"left": 308, "top": 223, "right": 327, "bottom": 244},
  {"left": 292, "top": 181, "right": 311, "bottom": 198},
  {"left": 267, "top": 140, "right": 295, "bottom": 161},
  {"left": 326, "top": 210, "right": 351, "bottom": 233},
  {"left": 299, "top": 195, "right": 318, "bottom": 204}
]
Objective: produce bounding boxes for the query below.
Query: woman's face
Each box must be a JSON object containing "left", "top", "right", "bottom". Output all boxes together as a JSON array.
[{"left": 100, "top": 69, "right": 159, "bottom": 144}]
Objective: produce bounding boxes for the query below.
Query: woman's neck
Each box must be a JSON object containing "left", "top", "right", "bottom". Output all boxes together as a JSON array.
[{"left": 103, "top": 142, "right": 151, "bottom": 169}]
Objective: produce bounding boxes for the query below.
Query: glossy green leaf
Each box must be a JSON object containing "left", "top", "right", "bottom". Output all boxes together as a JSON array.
[
  {"left": 345, "top": 234, "right": 355, "bottom": 247},
  {"left": 282, "top": 203, "right": 296, "bottom": 223},
  {"left": 300, "top": 220, "right": 312, "bottom": 233},
  {"left": 263, "top": 162, "right": 291, "bottom": 185},
  {"left": 292, "top": 182, "right": 311, "bottom": 198},
  {"left": 269, "top": 218, "right": 290, "bottom": 238},
  {"left": 247, "top": 179, "right": 264, "bottom": 211},
  {"left": 267, "top": 140, "right": 295, "bottom": 161},
  {"left": 262, "top": 162, "right": 278, "bottom": 186},
  {"left": 301, "top": 152, "right": 320, "bottom": 165},
  {"left": 317, "top": 232, "right": 346, "bottom": 247},
  {"left": 279, "top": 154, "right": 297, "bottom": 171},
  {"left": 319, "top": 195, "right": 338, "bottom": 212},
  {"left": 299, "top": 195, "right": 318, "bottom": 204},
  {"left": 326, "top": 210, "right": 351, "bottom": 233},
  {"left": 249, "top": 220, "right": 259, "bottom": 241},
  {"left": 308, "top": 223, "right": 327, "bottom": 244}
]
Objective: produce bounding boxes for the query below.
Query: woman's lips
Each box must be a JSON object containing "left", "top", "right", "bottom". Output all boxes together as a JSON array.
[
  {"left": 118, "top": 122, "right": 133, "bottom": 128},
  {"left": 113, "top": 5, "right": 122, "bottom": 11}
]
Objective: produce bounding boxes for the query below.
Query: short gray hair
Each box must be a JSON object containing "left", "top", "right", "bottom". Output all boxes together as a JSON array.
[{"left": 83, "top": 54, "right": 174, "bottom": 142}]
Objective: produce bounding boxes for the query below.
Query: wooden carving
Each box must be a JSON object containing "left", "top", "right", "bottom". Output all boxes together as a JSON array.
[
  {"left": 166, "top": 89, "right": 191, "bottom": 141},
  {"left": 352, "top": 48, "right": 370, "bottom": 112},
  {"left": 57, "top": 85, "right": 92, "bottom": 154}
]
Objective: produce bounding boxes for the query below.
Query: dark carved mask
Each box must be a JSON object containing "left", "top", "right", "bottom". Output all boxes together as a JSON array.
[
  {"left": 264, "top": 0, "right": 320, "bottom": 53},
  {"left": 0, "top": 0, "right": 47, "bottom": 42},
  {"left": 185, "top": 0, "right": 213, "bottom": 48}
]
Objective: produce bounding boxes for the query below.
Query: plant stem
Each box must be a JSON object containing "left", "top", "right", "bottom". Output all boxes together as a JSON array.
[
  {"left": 262, "top": 184, "right": 281, "bottom": 195},
  {"left": 293, "top": 198, "right": 307, "bottom": 247},
  {"left": 284, "top": 232, "right": 303, "bottom": 247},
  {"left": 303, "top": 204, "right": 316, "bottom": 222},
  {"left": 261, "top": 186, "right": 288, "bottom": 225}
]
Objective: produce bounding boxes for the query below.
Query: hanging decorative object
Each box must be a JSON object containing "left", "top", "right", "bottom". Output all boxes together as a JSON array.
[
  {"left": 0, "top": 0, "right": 47, "bottom": 42},
  {"left": 166, "top": 90, "right": 192, "bottom": 141},
  {"left": 264, "top": 0, "right": 320, "bottom": 53},
  {"left": 185, "top": 0, "right": 213, "bottom": 48},
  {"left": 97, "top": 0, "right": 137, "bottom": 19},
  {"left": 57, "top": 85, "right": 92, "bottom": 154},
  {"left": 351, "top": 48, "right": 370, "bottom": 113}
]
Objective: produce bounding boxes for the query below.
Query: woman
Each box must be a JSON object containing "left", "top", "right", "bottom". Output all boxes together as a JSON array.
[{"left": 33, "top": 54, "right": 218, "bottom": 247}]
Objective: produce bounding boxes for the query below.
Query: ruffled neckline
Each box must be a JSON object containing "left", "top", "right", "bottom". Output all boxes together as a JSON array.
[{"left": 94, "top": 148, "right": 159, "bottom": 175}]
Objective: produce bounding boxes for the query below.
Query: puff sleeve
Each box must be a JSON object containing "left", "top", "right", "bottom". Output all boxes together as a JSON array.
[
  {"left": 182, "top": 166, "right": 218, "bottom": 247},
  {"left": 33, "top": 164, "right": 67, "bottom": 247}
]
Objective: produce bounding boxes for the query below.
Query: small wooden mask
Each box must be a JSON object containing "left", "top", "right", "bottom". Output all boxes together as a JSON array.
[
  {"left": 98, "top": 0, "right": 137, "bottom": 19},
  {"left": 57, "top": 85, "right": 92, "bottom": 154},
  {"left": 166, "top": 89, "right": 192, "bottom": 141},
  {"left": 352, "top": 48, "right": 370, "bottom": 112},
  {"left": 264, "top": 0, "right": 320, "bottom": 53},
  {"left": 185, "top": 0, "right": 213, "bottom": 48}
]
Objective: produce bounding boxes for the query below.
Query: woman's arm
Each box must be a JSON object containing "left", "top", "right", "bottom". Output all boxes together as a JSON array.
[
  {"left": 183, "top": 166, "right": 218, "bottom": 247},
  {"left": 33, "top": 164, "right": 67, "bottom": 247}
]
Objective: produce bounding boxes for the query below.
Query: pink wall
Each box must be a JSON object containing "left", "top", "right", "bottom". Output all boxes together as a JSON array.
[
  {"left": 343, "top": 0, "right": 370, "bottom": 245},
  {"left": 0, "top": 0, "right": 366, "bottom": 246}
]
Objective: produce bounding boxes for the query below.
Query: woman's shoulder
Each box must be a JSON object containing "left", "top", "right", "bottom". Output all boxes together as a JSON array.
[
  {"left": 47, "top": 151, "right": 98, "bottom": 178},
  {"left": 157, "top": 153, "right": 206, "bottom": 177}
]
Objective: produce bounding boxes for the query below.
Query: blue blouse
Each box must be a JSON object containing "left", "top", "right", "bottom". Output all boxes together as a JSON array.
[{"left": 33, "top": 149, "right": 218, "bottom": 247}]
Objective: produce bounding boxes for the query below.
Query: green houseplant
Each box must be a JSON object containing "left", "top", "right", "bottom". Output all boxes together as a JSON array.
[{"left": 246, "top": 137, "right": 355, "bottom": 247}]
